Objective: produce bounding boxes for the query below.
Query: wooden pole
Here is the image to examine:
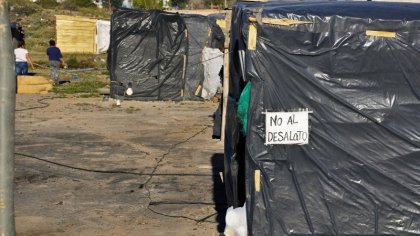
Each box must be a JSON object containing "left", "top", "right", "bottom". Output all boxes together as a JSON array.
[{"left": 221, "top": 10, "right": 231, "bottom": 142}]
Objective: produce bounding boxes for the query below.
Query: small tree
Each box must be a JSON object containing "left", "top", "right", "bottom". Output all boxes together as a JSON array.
[
  {"left": 133, "top": 0, "right": 161, "bottom": 9},
  {"left": 171, "top": 0, "right": 187, "bottom": 8}
]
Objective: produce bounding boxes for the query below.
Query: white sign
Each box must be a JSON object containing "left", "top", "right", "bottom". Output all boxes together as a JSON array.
[{"left": 265, "top": 111, "right": 309, "bottom": 145}]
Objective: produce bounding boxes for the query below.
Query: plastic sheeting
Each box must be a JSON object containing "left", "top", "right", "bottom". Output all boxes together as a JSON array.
[
  {"left": 182, "top": 14, "right": 210, "bottom": 100},
  {"left": 96, "top": 20, "right": 110, "bottom": 54},
  {"left": 108, "top": 9, "right": 225, "bottom": 101},
  {"left": 227, "top": 1, "right": 420, "bottom": 235},
  {"left": 201, "top": 47, "right": 223, "bottom": 100},
  {"left": 108, "top": 9, "right": 188, "bottom": 101},
  {"left": 208, "top": 13, "right": 226, "bottom": 49}
]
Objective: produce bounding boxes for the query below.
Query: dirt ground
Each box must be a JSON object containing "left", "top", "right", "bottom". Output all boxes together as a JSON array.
[{"left": 13, "top": 94, "right": 225, "bottom": 236}]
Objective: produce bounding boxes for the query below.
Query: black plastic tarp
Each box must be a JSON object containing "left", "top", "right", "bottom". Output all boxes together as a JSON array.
[
  {"left": 108, "top": 9, "right": 225, "bottom": 101},
  {"left": 108, "top": 9, "right": 187, "bottom": 101},
  {"left": 182, "top": 14, "right": 209, "bottom": 100},
  {"left": 208, "top": 13, "right": 225, "bottom": 49},
  {"left": 182, "top": 13, "right": 226, "bottom": 100},
  {"left": 226, "top": 1, "right": 420, "bottom": 235}
]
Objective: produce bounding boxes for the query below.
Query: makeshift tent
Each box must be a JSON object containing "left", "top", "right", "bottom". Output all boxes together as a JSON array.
[
  {"left": 202, "top": 13, "right": 226, "bottom": 100},
  {"left": 201, "top": 47, "right": 223, "bottom": 100},
  {"left": 208, "top": 13, "right": 226, "bottom": 49},
  {"left": 108, "top": 9, "right": 225, "bottom": 101},
  {"left": 56, "top": 15, "right": 110, "bottom": 54},
  {"left": 182, "top": 14, "right": 213, "bottom": 100},
  {"left": 226, "top": 1, "right": 420, "bottom": 235},
  {"left": 108, "top": 9, "right": 188, "bottom": 101}
]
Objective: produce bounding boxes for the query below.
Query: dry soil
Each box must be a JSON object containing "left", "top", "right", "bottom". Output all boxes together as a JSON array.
[{"left": 14, "top": 94, "right": 225, "bottom": 236}]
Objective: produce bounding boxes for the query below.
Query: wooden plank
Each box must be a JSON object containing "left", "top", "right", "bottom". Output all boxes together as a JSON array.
[
  {"left": 249, "top": 17, "right": 313, "bottom": 26},
  {"left": 366, "top": 30, "right": 396, "bottom": 38},
  {"left": 56, "top": 15, "right": 97, "bottom": 53},
  {"left": 17, "top": 76, "right": 51, "bottom": 85},
  {"left": 181, "top": 54, "right": 187, "bottom": 97},
  {"left": 248, "top": 23, "right": 257, "bottom": 50},
  {"left": 17, "top": 76, "right": 52, "bottom": 94},
  {"left": 194, "top": 84, "right": 202, "bottom": 96},
  {"left": 221, "top": 10, "right": 231, "bottom": 142},
  {"left": 255, "top": 170, "right": 261, "bottom": 192}
]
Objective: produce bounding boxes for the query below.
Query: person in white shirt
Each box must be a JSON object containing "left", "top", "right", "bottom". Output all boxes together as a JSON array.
[{"left": 14, "top": 40, "right": 34, "bottom": 75}]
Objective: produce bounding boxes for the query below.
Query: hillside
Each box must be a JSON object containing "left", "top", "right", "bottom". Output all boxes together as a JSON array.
[{"left": 9, "top": 0, "right": 111, "bottom": 67}]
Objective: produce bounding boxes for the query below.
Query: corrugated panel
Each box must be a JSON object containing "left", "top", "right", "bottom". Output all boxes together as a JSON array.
[{"left": 56, "top": 15, "right": 97, "bottom": 54}]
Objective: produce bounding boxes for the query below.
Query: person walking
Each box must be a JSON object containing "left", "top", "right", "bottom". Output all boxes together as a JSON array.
[
  {"left": 46, "top": 39, "right": 67, "bottom": 85},
  {"left": 14, "top": 40, "right": 34, "bottom": 75}
]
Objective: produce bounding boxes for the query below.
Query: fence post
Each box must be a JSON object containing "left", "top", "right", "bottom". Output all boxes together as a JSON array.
[{"left": 221, "top": 10, "right": 231, "bottom": 142}]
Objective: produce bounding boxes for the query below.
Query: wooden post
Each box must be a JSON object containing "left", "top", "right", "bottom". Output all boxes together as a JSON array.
[{"left": 221, "top": 10, "right": 232, "bottom": 142}]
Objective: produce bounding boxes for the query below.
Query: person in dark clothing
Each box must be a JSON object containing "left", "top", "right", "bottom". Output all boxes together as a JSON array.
[{"left": 46, "top": 40, "right": 66, "bottom": 85}]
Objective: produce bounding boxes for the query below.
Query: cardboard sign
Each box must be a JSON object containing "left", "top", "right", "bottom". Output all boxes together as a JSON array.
[{"left": 265, "top": 111, "right": 309, "bottom": 145}]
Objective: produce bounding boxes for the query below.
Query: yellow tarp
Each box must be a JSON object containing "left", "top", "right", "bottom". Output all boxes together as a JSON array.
[
  {"left": 56, "top": 15, "right": 97, "bottom": 54},
  {"left": 17, "top": 76, "right": 52, "bottom": 94}
]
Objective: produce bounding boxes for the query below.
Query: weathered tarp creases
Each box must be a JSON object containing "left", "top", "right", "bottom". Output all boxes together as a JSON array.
[
  {"left": 226, "top": 1, "right": 420, "bottom": 235},
  {"left": 108, "top": 9, "right": 225, "bottom": 101},
  {"left": 108, "top": 9, "right": 188, "bottom": 101}
]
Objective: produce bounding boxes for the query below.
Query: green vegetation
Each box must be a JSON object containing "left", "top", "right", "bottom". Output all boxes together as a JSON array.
[
  {"left": 52, "top": 79, "right": 108, "bottom": 97},
  {"left": 9, "top": 0, "right": 112, "bottom": 66},
  {"left": 125, "top": 106, "right": 140, "bottom": 113},
  {"left": 133, "top": 0, "right": 162, "bottom": 10},
  {"left": 9, "top": 0, "right": 111, "bottom": 98},
  {"left": 65, "top": 54, "right": 106, "bottom": 69},
  {"left": 8, "top": 0, "right": 228, "bottom": 99}
]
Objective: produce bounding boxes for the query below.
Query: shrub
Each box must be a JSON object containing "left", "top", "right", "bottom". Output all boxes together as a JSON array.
[
  {"left": 61, "top": 0, "right": 95, "bottom": 10},
  {"left": 78, "top": 58, "right": 97, "bottom": 68},
  {"left": 74, "top": 0, "right": 96, "bottom": 8},
  {"left": 133, "top": 0, "right": 162, "bottom": 9},
  {"left": 9, "top": 0, "right": 40, "bottom": 17},
  {"left": 66, "top": 55, "right": 79, "bottom": 68},
  {"left": 52, "top": 79, "right": 108, "bottom": 97},
  {"left": 36, "top": 0, "right": 59, "bottom": 9},
  {"left": 61, "top": 0, "right": 78, "bottom": 11}
]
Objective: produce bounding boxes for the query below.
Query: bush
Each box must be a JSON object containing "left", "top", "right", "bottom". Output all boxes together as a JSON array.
[
  {"left": 61, "top": 0, "right": 95, "bottom": 10},
  {"left": 65, "top": 55, "right": 106, "bottom": 69},
  {"left": 190, "top": 0, "right": 204, "bottom": 9},
  {"left": 52, "top": 79, "right": 108, "bottom": 97},
  {"left": 66, "top": 55, "right": 79, "bottom": 68},
  {"left": 78, "top": 58, "right": 97, "bottom": 68},
  {"left": 74, "top": 0, "right": 96, "bottom": 8},
  {"left": 61, "top": 0, "right": 78, "bottom": 11},
  {"left": 133, "top": 0, "right": 162, "bottom": 9},
  {"left": 36, "top": 0, "right": 59, "bottom": 9},
  {"left": 9, "top": 0, "right": 40, "bottom": 17}
]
